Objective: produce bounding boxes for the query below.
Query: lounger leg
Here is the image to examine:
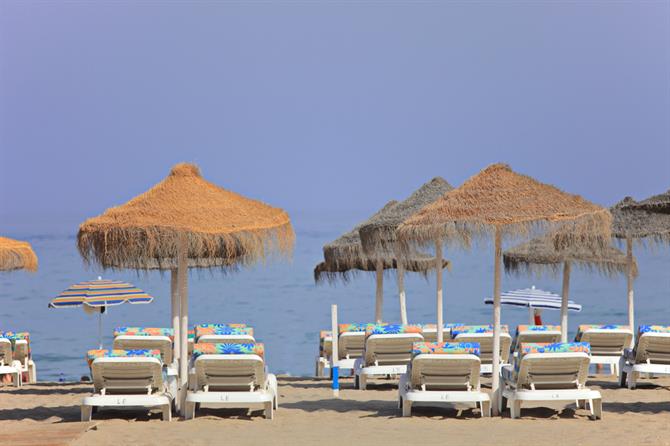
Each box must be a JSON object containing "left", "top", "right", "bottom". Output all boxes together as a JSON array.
[
  {"left": 264, "top": 402, "right": 274, "bottom": 420},
  {"left": 184, "top": 401, "right": 196, "bottom": 420},
  {"left": 402, "top": 399, "right": 412, "bottom": 417},
  {"left": 591, "top": 398, "right": 602, "bottom": 420},
  {"left": 81, "top": 405, "right": 93, "bottom": 422},
  {"left": 510, "top": 399, "right": 521, "bottom": 419},
  {"left": 316, "top": 359, "right": 324, "bottom": 377},
  {"left": 14, "top": 371, "right": 21, "bottom": 388},
  {"left": 162, "top": 404, "right": 172, "bottom": 421},
  {"left": 30, "top": 362, "right": 37, "bottom": 383},
  {"left": 610, "top": 363, "right": 616, "bottom": 376},
  {"left": 576, "top": 399, "right": 586, "bottom": 409},
  {"left": 481, "top": 400, "right": 491, "bottom": 417},
  {"left": 627, "top": 371, "right": 638, "bottom": 389},
  {"left": 359, "top": 374, "right": 367, "bottom": 391}
]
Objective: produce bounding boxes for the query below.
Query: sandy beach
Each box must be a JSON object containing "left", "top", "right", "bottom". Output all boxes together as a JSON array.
[{"left": 1, "top": 374, "right": 668, "bottom": 446}]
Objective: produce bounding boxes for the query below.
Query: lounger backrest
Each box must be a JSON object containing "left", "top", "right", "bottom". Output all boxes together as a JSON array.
[
  {"left": 319, "top": 331, "right": 333, "bottom": 358},
  {"left": 337, "top": 323, "right": 375, "bottom": 360},
  {"left": 0, "top": 338, "right": 12, "bottom": 366},
  {"left": 364, "top": 324, "right": 424, "bottom": 367},
  {"left": 575, "top": 325, "right": 632, "bottom": 356},
  {"left": 635, "top": 328, "right": 670, "bottom": 364},
  {"left": 410, "top": 342, "right": 481, "bottom": 390},
  {"left": 0, "top": 332, "right": 30, "bottom": 365},
  {"left": 113, "top": 336, "right": 174, "bottom": 364},
  {"left": 514, "top": 325, "right": 562, "bottom": 350},
  {"left": 420, "top": 324, "right": 464, "bottom": 343},
  {"left": 192, "top": 343, "right": 266, "bottom": 391},
  {"left": 454, "top": 332, "right": 512, "bottom": 364},
  {"left": 88, "top": 349, "right": 164, "bottom": 394},
  {"left": 194, "top": 324, "right": 250, "bottom": 340},
  {"left": 516, "top": 343, "right": 590, "bottom": 390}
]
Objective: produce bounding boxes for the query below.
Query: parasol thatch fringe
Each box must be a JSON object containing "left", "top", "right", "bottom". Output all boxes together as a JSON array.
[
  {"left": 77, "top": 163, "right": 295, "bottom": 270},
  {"left": 397, "top": 163, "right": 612, "bottom": 253},
  {"left": 0, "top": 236, "right": 38, "bottom": 272},
  {"left": 314, "top": 257, "right": 451, "bottom": 285},
  {"left": 610, "top": 196, "right": 670, "bottom": 246},
  {"left": 503, "top": 233, "right": 638, "bottom": 279},
  {"left": 358, "top": 177, "right": 454, "bottom": 257}
]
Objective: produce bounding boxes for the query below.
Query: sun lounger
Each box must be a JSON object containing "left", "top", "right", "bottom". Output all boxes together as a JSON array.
[
  {"left": 619, "top": 325, "right": 670, "bottom": 389},
  {"left": 399, "top": 341, "right": 491, "bottom": 417},
  {"left": 113, "top": 327, "right": 174, "bottom": 365},
  {"left": 81, "top": 349, "right": 172, "bottom": 421},
  {"left": 451, "top": 325, "right": 512, "bottom": 374},
  {"left": 338, "top": 323, "right": 376, "bottom": 374},
  {"left": 315, "top": 330, "right": 332, "bottom": 377},
  {"left": 185, "top": 343, "right": 277, "bottom": 420},
  {"left": 574, "top": 325, "right": 633, "bottom": 376},
  {"left": 420, "top": 324, "right": 464, "bottom": 343},
  {"left": 194, "top": 324, "right": 255, "bottom": 345},
  {"left": 353, "top": 324, "right": 424, "bottom": 390},
  {"left": 1, "top": 331, "right": 36, "bottom": 383},
  {"left": 513, "top": 325, "right": 562, "bottom": 351},
  {"left": 0, "top": 337, "right": 21, "bottom": 387},
  {"left": 501, "top": 342, "right": 601, "bottom": 420}
]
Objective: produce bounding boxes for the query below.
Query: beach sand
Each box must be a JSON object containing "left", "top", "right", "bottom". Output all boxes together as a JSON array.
[{"left": 1, "top": 375, "right": 668, "bottom": 446}]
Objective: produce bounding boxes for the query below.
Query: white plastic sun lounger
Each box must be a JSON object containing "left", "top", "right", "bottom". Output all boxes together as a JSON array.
[
  {"left": 353, "top": 325, "right": 424, "bottom": 390},
  {"left": 619, "top": 326, "right": 670, "bottom": 389},
  {"left": 513, "top": 325, "right": 562, "bottom": 352},
  {"left": 501, "top": 343, "right": 601, "bottom": 420},
  {"left": 574, "top": 325, "right": 633, "bottom": 376},
  {"left": 338, "top": 330, "right": 367, "bottom": 373},
  {"left": 315, "top": 330, "right": 333, "bottom": 377},
  {"left": 452, "top": 331, "right": 512, "bottom": 374},
  {"left": 185, "top": 344, "right": 277, "bottom": 420},
  {"left": 0, "top": 338, "right": 21, "bottom": 387},
  {"left": 12, "top": 338, "right": 36, "bottom": 383},
  {"left": 81, "top": 351, "right": 172, "bottom": 421},
  {"left": 399, "top": 342, "right": 491, "bottom": 417}
]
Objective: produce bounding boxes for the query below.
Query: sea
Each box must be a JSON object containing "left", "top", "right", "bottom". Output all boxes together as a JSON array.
[{"left": 1, "top": 212, "right": 668, "bottom": 381}]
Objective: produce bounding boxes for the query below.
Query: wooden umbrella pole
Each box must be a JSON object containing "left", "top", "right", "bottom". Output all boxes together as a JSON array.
[
  {"left": 375, "top": 259, "right": 383, "bottom": 323},
  {"left": 492, "top": 228, "right": 502, "bottom": 416},
  {"left": 435, "top": 240, "right": 444, "bottom": 343},
  {"left": 171, "top": 269, "right": 180, "bottom": 365},
  {"left": 560, "top": 261, "right": 571, "bottom": 343},
  {"left": 397, "top": 261, "right": 408, "bottom": 324},
  {"left": 626, "top": 236, "right": 635, "bottom": 345},
  {"left": 178, "top": 235, "right": 189, "bottom": 392}
]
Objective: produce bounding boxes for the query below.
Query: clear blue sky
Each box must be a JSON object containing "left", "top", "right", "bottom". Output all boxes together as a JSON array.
[{"left": 1, "top": 1, "right": 668, "bottom": 234}]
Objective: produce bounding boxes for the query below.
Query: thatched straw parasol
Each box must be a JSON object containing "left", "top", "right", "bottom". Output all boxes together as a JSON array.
[
  {"left": 397, "top": 163, "right": 611, "bottom": 414},
  {"left": 0, "top": 236, "right": 38, "bottom": 272},
  {"left": 77, "top": 163, "right": 294, "bottom": 406},
  {"left": 504, "top": 234, "right": 637, "bottom": 341},
  {"left": 317, "top": 200, "right": 449, "bottom": 323},
  {"left": 610, "top": 192, "right": 670, "bottom": 337},
  {"left": 359, "top": 177, "right": 454, "bottom": 331}
]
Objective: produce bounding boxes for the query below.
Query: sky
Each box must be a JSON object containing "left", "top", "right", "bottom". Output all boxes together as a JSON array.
[{"left": 1, "top": 1, "right": 669, "bottom": 235}]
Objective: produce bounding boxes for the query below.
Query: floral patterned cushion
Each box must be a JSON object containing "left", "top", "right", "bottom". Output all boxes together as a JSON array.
[
  {"left": 420, "top": 323, "right": 464, "bottom": 331},
  {"left": 86, "top": 349, "right": 162, "bottom": 367},
  {"left": 519, "top": 342, "right": 590, "bottom": 358},
  {"left": 188, "top": 330, "right": 195, "bottom": 340},
  {"left": 365, "top": 324, "right": 423, "bottom": 338},
  {"left": 412, "top": 342, "right": 480, "bottom": 357},
  {"left": 638, "top": 325, "right": 670, "bottom": 334},
  {"left": 113, "top": 327, "right": 174, "bottom": 339},
  {"left": 516, "top": 325, "right": 561, "bottom": 335},
  {"left": 338, "top": 323, "right": 376, "bottom": 334},
  {"left": 451, "top": 325, "right": 510, "bottom": 337},
  {"left": 195, "top": 324, "right": 254, "bottom": 339},
  {"left": 192, "top": 343, "right": 264, "bottom": 359},
  {"left": 0, "top": 331, "right": 31, "bottom": 356},
  {"left": 319, "top": 331, "right": 332, "bottom": 355}
]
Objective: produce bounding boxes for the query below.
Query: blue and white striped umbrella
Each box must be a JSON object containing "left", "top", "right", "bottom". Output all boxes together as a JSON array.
[{"left": 484, "top": 286, "right": 582, "bottom": 312}]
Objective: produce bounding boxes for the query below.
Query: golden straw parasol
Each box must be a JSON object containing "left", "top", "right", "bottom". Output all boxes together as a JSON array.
[
  {"left": 0, "top": 236, "right": 38, "bottom": 272},
  {"left": 397, "top": 163, "right": 611, "bottom": 414},
  {"left": 503, "top": 233, "right": 636, "bottom": 341},
  {"left": 77, "top": 163, "right": 294, "bottom": 410},
  {"left": 610, "top": 190, "right": 670, "bottom": 337}
]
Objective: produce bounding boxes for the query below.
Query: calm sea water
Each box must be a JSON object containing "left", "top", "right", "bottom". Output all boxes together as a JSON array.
[{"left": 1, "top": 215, "right": 668, "bottom": 381}]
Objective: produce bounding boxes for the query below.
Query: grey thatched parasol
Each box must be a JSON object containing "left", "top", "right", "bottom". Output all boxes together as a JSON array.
[
  {"left": 504, "top": 234, "right": 637, "bottom": 341},
  {"left": 359, "top": 177, "right": 454, "bottom": 331},
  {"left": 610, "top": 192, "right": 670, "bottom": 337},
  {"left": 317, "top": 200, "right": 450, "bottom": 322}
]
